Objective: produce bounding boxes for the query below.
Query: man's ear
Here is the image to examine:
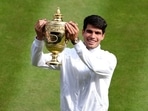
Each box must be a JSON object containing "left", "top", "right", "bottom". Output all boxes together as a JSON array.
[
  {"left": 101, "top": 33, "right": 105, "bottom": 40},
  {"left": 82, "top": 30, "right": 84, "bottom": 35}
]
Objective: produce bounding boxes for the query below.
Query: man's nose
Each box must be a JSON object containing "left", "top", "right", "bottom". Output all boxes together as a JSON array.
[{"left": 90, "top": 32, "right": 96, "bottom": 38}]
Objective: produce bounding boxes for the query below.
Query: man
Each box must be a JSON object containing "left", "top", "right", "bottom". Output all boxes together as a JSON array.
[{"left": 31, "top": 15, "right": 117, "bottom": 111}]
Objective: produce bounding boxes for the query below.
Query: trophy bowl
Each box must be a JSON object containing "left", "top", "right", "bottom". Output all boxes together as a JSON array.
[{"left": 44, "top": 8, "right": 67, "bottom": 65}]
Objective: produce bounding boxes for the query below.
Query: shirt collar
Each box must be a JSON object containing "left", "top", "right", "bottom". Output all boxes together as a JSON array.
[{"left": 89, "top": 45, "right": 101, "bottom": 52}]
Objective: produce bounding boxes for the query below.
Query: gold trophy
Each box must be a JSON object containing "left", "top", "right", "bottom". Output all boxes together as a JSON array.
[{"left": 44, "top": 7, "right": 67, "bottom": 65}]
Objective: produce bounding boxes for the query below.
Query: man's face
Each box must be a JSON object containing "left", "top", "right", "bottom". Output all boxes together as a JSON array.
[{"left": 82, "top": 24, "right": 105, "bottom": 49}]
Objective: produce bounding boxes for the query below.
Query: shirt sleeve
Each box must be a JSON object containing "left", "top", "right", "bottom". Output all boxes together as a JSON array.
[
  {"left": 74, "top": 40, "right": 117, "bottom": 77},
  {"left": 31, "top": 38, "right": 60, "bottom": 70}
]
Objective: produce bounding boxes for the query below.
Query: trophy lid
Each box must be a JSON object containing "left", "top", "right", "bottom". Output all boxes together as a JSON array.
[{"left": 53, "top": 7, "right": 63, "bottom": 21}]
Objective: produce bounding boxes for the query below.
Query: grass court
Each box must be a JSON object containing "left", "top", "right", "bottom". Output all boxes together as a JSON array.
[{"left": 0, "top": 0, "right": 147, "bottom": 110}]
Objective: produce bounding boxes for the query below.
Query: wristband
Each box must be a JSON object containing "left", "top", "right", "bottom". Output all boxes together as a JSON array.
[
  {"left": 36, "top": 36, "right": 44, "bottom": 41},
  {"left": 71, "top": 38, "right": 79, "bottom": 45}
]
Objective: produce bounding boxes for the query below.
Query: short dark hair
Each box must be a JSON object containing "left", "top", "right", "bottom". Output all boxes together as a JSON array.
[{"left": 83, "top": 15, "right": 107, "bottom": 34}]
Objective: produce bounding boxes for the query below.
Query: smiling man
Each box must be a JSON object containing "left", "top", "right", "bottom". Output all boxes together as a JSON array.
[{"left": 31, "top": 15, "right": 117, "bottom": 111}]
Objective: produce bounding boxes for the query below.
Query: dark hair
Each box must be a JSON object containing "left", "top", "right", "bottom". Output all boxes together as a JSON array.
[{"left": 83, "top": 15, "right": 107, "bottom": 34}]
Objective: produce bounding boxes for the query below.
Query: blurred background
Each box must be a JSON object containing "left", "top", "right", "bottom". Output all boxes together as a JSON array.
[{"left": 0, "top": 0, "right": 147, "bottom": 111}]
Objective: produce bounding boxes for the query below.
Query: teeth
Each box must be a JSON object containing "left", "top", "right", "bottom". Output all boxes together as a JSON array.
[{"left": 88, "top": 40, "right": 94, "bottom": 42}]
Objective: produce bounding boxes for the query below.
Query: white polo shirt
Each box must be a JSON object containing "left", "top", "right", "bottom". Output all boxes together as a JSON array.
[{"left": 31, "top": 39, "right": 117, "bottom": 111}]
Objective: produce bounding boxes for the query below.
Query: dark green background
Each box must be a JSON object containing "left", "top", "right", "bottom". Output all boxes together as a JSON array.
[{"left": 0, "top": 0, "right": 147, "bottom": 110}]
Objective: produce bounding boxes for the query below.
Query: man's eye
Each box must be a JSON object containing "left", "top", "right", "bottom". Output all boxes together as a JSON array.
[
  {"left": 95, "top": 32, "right": 99, "bottom": 34},
  {"left": 95, "top": 32, "right": 101, "bottom": 35},
  {"left": 86, "top": 30, "right": 92, "bottom": 33}
]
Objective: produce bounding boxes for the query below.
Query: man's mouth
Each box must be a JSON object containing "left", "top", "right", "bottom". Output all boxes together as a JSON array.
[{"left": 87, "top": 39, "right": 96, "bottom": 44}]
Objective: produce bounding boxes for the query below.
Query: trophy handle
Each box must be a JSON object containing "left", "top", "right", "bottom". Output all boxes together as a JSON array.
[{"left": 47, "top": 33, "right": 58, "bottom": 43}]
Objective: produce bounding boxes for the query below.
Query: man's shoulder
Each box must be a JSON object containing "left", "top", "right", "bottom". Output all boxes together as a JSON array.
[{"left": 100, "top": 49, "right": 117, "bottom": 59}]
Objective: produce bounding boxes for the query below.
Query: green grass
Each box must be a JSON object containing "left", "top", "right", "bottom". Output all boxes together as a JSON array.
[{"left": 0, "top": 0, "right": 148, "bottom": 111}]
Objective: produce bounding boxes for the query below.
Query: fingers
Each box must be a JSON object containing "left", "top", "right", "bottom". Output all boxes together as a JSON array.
[
  {"left": 35, "top": 19, "right": 47, "bottom": 40},
  {"left": 65, "top": 21, "right": 79, "bottom": 34},
  {"left": 65, "top": 21, "right": 79, "bottom": 41},
  {"left": 35, "top": 19, "right": 47, "bottom": 32}
]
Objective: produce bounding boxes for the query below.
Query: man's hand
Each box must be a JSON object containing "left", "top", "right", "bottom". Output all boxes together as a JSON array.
[
  {"left": 35, "top": 19, "right": 47, "bottom": 40},
  {"left": 65, "top": 21, "right": 79, "bottom": 43}
]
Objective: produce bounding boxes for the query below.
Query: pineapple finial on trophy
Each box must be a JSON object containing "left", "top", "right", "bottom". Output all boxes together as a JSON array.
[{"left": 53, "top": 7, "right": 63, "bottom": 21}]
